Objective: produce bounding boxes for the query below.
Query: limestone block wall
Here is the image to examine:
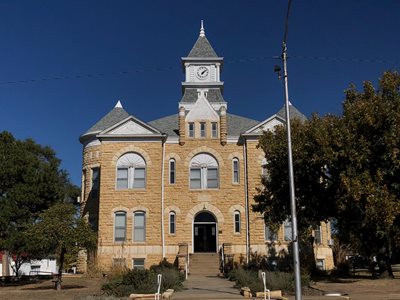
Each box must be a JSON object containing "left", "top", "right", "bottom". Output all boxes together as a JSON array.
[
  {"left": 163, "top": 139, "right": 247, "bottom": 256},
  {"left": 81, "top": 135, "right": 334, "bottom": 271}
]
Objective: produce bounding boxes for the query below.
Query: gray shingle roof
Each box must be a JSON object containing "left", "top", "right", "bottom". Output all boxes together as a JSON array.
[
  {"left": 148, "top": 113, "right": 259, "bottom": 137},
  {"left": 180, "top": 88, "right": 226, "bottom": 103},
  {"left": 148, "top": 115, "right": 179, "bottom": 137},
  {"left": 83, "top": 107, "right": 130, "bottom": 135},
  {"left": 226, "top": 113, "right": 260, "bottom": 136},
  {"left": 276, "top": 104, "right": 307, "bottom": 121},
  {"left": 187, "top": 36, "right": 218, "bottom": 58}
]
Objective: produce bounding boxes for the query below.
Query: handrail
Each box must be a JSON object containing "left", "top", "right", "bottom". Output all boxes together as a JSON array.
[
  {"left": 261, "top": 272, "right": 271, "bottom": 300},
  {"left": 155, "top": 274, "right": 162, "bottom": 300},
  {"left": 221, "top": 245, "right": 225, "bottom": 273}
]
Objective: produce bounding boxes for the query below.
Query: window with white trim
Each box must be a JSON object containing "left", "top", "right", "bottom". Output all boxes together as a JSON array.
[
  {"left": 133, "top": 258, "right": 145, "bottom": 270},
  {"left": 284, "top": 219, "right": 292, "bottom": 241},
  {"left": 114, "top": 211, "right": 126, "bottom": 242},
  {"left": 314, "top": 225, "right": 322, "bottom": 244},
  {"left": 234, "top": 211, "right": 241, "bottom": 233},
  {"left": 116, "top": 153, "right": 146, "bottom": 189},
  {"left": 200, "top": 122, "right": 206, "bottom": 137},
  {"left": 232, "top": 158, "right": 239, "bottom": 183},
  {"left": 211, "top": 122, "right": 218, "bottom": 138},
  {"left": 113, "top": 258, "right": 126, "bottom": 268},
  {"left": 261, "top": 158, "right": 269, "bottom": 180},
  {"left": 188, "top": 123, "right": 195, "bottom": 137},
  {"left": 169, "top": 211, "right": 176, "bottom": 235},
  {"left": 265, "top": 224, "right": 277, "bottom": 241},
  {"left": 91, "top": 167, "right": 100, "bottom": 192},
  {"left": 169, "top": 159, "right": 176, "bottom": 184},
  {"left": 189, "top": 153, "right": 219, "bottom": 189},
  {"left": 133, "top": 211, "right": 146, "bottom": 242},
  {"left": 316, "top": 259, "right": 325, "bottom": 271}
]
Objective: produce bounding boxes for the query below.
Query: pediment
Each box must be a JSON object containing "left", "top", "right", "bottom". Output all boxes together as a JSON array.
[
  {"left": 186, "top": 93, "right": 219, "bottom": 122},
  {"left": 100, "top": 116, "right": 161, "bottom": 136},
  {"left": 245, "top": 115, "right": 285, "bottom": 134}
]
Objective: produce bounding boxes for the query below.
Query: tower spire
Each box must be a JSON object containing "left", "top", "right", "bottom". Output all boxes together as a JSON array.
[{"left": 200, "top": 20, "right": 205, "bottom": 37}]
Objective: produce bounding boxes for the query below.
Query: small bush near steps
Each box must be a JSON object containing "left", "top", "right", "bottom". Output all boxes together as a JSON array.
[
  {"left": 101, "top": 260, "right": 184, "bottom": 297},
  {"left": 228, "top": 268, "right": 310, "bottom": 296}
]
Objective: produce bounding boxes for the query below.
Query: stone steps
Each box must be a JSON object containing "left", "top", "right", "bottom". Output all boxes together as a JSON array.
[{"left": 189, "top": 253, "right": 220, "bottom": 276}]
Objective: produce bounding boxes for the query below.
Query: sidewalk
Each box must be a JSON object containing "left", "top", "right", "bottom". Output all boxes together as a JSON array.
[{"left": 173, "top": 274, "right": 243, "bottom": 299}]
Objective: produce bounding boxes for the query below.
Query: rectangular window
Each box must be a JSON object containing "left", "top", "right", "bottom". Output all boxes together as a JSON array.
[
  {"left": 91, "top": 167, "right": 100, "bottom": 191},
  {"left": 134, "top": 212, "right": 146, "bottom": 242},
  {"left": 113, "top": 258, "right": 126, "bottom": 268},
  {"left": 233, "top": 159, "right": 239, "bottom": 183},
  {"left": 30, "top": 265, "right": 40, "bottom": 275},
  {"left": 116, "top": 168, "right": 129, "bottom": 189},
  {"left": 115, "top": 212, "right": 126, "bottom": 242},
  {"left": 188, "top": 123, "right": 195, "bottom": 138},
  {"left": 207, "top": 168, "right": 218, "bottom": 188},
  {"left": 169, "top": 160, "right": 176, "bottom": 184},
  {"left": 314, "top": 225, "right": 322, "bottom": 244},
  {"left": 200, "top": 122, "right": 206, "bottom": 137},
  {"left": 190, "top": 168, "right": 202, "bottom": 189},
  {"left": 265, "top": 225, "right": 277, "bottom": 241},
  {"left": 133, "top": 168, "right": 145, "bottom": 188},
  {"left": 133, "top": 258, "right": 145, "bottom": 270},
  {"left": 169, "top": 213, "right": 176, "bottom": 234},
  {"left": 234, "top": 212, "right": 240, "bottom": 233},
  {"left": 284, "top": 220, "right": 292, "bottom": 241},
  {"left": 316, "top": 259, "right": 325, "bottom": 271},
  {"left": 211, "top": 122, "right": 218, "bottom": 138}
]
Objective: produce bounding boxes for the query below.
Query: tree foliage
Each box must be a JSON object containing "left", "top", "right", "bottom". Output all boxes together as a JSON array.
[
  {"left": 28, "top": 202, "right": 97, "bottom": 289},
  {"left": 0, "top": 131, "right": 79, "bottom": 275},
  {"left": 253, "top": 71, "right": 400, "bottom": 277}
]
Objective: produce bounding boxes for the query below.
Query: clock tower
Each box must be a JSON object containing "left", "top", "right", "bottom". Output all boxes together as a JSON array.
[
  {"left": 178, "top": 21, "right": 227, "bottom": 145},
  {"left": 180, "top": 21, "right": 226, "bottom": 111}
]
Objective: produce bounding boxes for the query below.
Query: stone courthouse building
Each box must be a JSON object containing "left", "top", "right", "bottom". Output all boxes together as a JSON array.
[{"left": 79, "top": 24, "right": 334, "bottom": 272}]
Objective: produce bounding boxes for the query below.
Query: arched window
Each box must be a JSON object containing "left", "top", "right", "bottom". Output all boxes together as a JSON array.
[
  {"left": 261, "top": 158, "right": 270, "bottom": 180},
  {"left": 133, "top": 211, "right": 146, "bottom": 242},
  {"left": 169, "top": 159, "right": 176, "bottom": 184},
  {"left": 114, "top": 211, "right": 126, "bottom": 242},
  {"left": 116, "top": 153, "right": 146, "bottom": 189},
  {"left": 232, "top": 158, "right": 239, "bottom": 183},
  {"left": 169, "top": 211, "right": 176, "bottom": 235},
  {"left": 189, "top": 153, "right": 219, "bottom": 189},
  {"left": 234, "top": 210, "right": 241, "bottom": 233}
]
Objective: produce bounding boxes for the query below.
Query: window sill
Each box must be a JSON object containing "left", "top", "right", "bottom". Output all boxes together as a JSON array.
[
  {"left": 115, "top": 188, "right": 147, "bottom": 191},
  {"left": 189, "top": 188, "right": 220, "bottom": 191}
]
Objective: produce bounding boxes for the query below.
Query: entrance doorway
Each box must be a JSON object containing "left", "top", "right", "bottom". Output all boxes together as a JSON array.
[{"left": 193, "top": 211, "right": 217, "bottom": 252}]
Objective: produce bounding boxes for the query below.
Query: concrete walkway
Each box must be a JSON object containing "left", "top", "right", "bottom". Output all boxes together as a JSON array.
[{"left": 173, "top": 274, "right": 243, "bottom": 299}]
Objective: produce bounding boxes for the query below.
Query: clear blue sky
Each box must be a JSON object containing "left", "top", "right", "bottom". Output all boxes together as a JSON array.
[{"left": 0, "top": 1, "right": 399, "bottom": 186}]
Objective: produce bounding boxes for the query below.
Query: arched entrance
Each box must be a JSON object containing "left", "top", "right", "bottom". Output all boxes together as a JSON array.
[{"left": 193, "top": 211, "right": 217, "bottom": 253}]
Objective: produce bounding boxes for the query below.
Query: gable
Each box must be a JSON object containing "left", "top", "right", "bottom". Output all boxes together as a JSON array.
[
  {"left": 244, "top": 115, "right": 285, "bottom": 135},
  {"left": 109, "top": 120, "right": 154, "bottom": 134},
  {"left": 186, "top": 93, "right": 219, "bottom": 122},
  {"left": 100, "top": 116, "right": 161, "bottom": 136}
]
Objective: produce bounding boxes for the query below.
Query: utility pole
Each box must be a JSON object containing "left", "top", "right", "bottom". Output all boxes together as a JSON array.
[{"left": 281, "top": 0, "right": 302, "bottom": 299}]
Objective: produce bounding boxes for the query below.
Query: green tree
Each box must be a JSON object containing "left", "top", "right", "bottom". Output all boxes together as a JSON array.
[
  {"left": 28, "top": 202, "right": 96, "bottom": 290},
  {"left": 253, "top": 71, "right": 400, "bottom": 277},
  {"left": 0, "top": 131, "right": 78, "bottom": 275}
]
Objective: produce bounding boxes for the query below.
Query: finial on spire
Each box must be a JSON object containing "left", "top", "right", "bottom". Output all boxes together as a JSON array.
[
  {"left": 115, "top": 100, "right": 123, "bottom": 108},
  {"left": 200, "top": 20, "right": 205, "bottom": 37}
]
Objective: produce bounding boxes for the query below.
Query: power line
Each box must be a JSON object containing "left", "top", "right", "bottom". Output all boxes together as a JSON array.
[{"left": 0, "top": 55, "right": 398, "bottom": 86}]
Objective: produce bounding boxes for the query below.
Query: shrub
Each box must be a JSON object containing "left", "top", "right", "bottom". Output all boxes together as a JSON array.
[
  {"left": 102, "top": 260, "right": 184, "bottom": 297},
  {"left": 229, "top": 268, "right": 310, "bottom": 295}
]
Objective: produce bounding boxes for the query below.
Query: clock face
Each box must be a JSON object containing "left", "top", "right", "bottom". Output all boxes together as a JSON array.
[{"left": 196, "top": 66, "right": 209, "bottom": 80}]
